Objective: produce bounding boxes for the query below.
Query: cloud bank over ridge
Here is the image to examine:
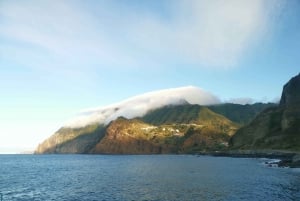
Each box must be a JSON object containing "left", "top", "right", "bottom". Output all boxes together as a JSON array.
[{"left": 64, "top": 86, "right": 220, "bottom": 128}]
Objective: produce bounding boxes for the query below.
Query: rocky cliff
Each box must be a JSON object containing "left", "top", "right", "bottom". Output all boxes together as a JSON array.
[
  {"left": 230, "top": 73, "right": 300, "bottom": 151},
  {"left": 280, "top": 73, "right": 300, "bottom": 106},
  {"left": 35, "top": 124, "right": 106, "bottom": 154}
]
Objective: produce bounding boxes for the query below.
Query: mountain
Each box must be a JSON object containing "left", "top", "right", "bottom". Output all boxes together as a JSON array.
[
  {"left": 208, "top": 103, "right": 276, "bottom": 125},
  {"left": 35, "top": 86, "right": 273, "bottom": 154},
  {"left": 91, "top": 105, "right": 239, "bottom": 154},
  {"left": 36, "top": 105, "right": 239, "bottom": 154},
  {"left": 141, "top": 104, "right": 233, "bottom": 125},
  {"left": 62, "top": 86, "right": 220, "bottom": 128},
  {"left": 230, "top": 73, "right": 300, "bottom": 151},
  {"left": 35, "top": 124, "right": 106, "bottom": 154}
]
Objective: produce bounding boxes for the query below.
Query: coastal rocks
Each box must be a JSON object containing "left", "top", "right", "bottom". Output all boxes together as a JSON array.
[
  {"left": 264, "top": 159, "right": 281, "bottom": 168},
  {"left": 278, "top": 154, "right": 300, "bottom": 168},
  {"left": 292, "top": 154, "right": 300, "bottom": 166},
  {"left": 198, "top": 149, "right": 300, "bottom": 168}
]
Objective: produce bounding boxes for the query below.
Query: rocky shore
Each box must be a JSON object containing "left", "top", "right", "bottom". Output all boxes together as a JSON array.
[{"left": 197, "top": 149, "right": 300, "bottom": 168}]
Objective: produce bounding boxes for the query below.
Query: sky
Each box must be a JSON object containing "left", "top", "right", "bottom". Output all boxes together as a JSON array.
[{"left": 0, "top": 0, "right": 300, "bottom": 153}]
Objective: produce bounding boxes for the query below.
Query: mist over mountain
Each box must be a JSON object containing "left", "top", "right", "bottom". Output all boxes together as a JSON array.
[
  {"left": 35, "top": 86, "right": 274, "bottom": 154},
  {"left": 63, "top": 86, "right": 220, "bottom": 128}
]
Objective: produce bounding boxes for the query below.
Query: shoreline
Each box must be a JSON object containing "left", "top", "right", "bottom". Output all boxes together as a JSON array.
[
  {"left": 196, "top": 149, "right": 300, "bottom": 168},
  {"left": 7, "top": 149, "right": 300, "bottom": 168}
]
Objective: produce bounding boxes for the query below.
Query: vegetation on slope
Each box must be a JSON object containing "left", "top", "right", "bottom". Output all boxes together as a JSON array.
[
  {"left": 230, "top": 73, "right": 300, "bottom": 151},
  {"left": 93, "top": 116, "right": 236, "bottom": 154},
  {"left": 36, "top": 101, "right": 276, "bottom": 154},
  {"left": 208, "top": 103, "right": 276, "bottom": 125}
]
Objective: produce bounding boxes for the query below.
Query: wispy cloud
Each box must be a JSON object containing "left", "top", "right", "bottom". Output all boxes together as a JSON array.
[
  {"left": 132, "top": 0, "right": 284, "bottom": 67},
  {"left": 0, "top": 0, "right": 284, "bottom": 73},
  {"left": 0, "top": 1, "right": 134, "bottom": 71}
]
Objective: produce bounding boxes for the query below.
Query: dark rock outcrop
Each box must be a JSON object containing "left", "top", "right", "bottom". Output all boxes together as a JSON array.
[
  {"left": 278, "top": 154, "right": 300, "bottom": 168},
  {"left": 280, "top": 73, "right": 300, "bottom": 106}
]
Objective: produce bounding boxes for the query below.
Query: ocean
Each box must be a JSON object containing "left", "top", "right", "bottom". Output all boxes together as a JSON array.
[{"left": 0, "top": 154, "right": 299, "bottom": 201}]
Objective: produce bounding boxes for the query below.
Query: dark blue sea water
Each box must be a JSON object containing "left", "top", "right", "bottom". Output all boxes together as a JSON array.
[{"left": 0, "top": 155, "right": 299, "bottom": 201}]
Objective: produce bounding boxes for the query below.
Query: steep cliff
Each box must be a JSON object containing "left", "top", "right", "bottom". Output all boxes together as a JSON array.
[
  {"left": 280, "top": 73, "right": 300, "bottom": 106},
  {"left": 35, "top": 124, "right": 106, "bottom": 154},
  {"left": 230, "top": 73, "right": 300, "bottom": 151}
]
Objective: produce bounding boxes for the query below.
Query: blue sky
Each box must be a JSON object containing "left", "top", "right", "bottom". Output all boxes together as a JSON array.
[{"left": 0, "top": 0, "right": 300, "bottom": 153}]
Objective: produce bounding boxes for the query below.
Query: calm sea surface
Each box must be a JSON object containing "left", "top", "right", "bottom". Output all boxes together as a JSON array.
[{"left": 0, "top": 155, "right": 299, "bottom": 201}]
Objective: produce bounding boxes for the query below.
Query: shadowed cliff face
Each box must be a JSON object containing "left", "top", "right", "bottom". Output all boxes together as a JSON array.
[
  {"left": 35, "top": 124, "right": 106, "bottom": 154},
  {"left": 280, "top": 73, "right": 300, "bottom": 106},
  {"left": 230, "top": 73, "right": 300, "bottom": 151}
]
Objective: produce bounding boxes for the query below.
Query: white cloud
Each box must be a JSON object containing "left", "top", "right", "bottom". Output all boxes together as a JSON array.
[
  {"left": 129, "top": 0, "right": 284, "bottom": 67},
  {"left": 64, "top": 86, "right": 220, "bottom": 128},
  {"left": 227, "top": 97, "right": 255, "bottom": 105},
  {"left": 0, "top": 1, "right": 137, "bottom": 74},
  {"left": 226, "top": 96, "right": 281, "bottom": 105},
  {"left": 271, "top": 96, "right": 280, "bottom": 104},
  {"left": 0, "top": 0, "right": 284, "bottom": 72}
]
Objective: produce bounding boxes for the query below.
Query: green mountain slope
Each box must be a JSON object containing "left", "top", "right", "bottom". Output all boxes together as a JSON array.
[
  {"left": 35, "top": 95, "right": 275, "bottom": 154},
  {"left": 208, "top": 103, "right": 276, "bottom": 125},
  {"left": 141, "top": 104, "right": 201, "bottom": 125},
  {"left": 141, "top": 104, "right": 240, "bottom": 125},
  {"left": 230, "top": 73, "right": 300, "bottom": 151},
  {"left": 36, "top": 105, "right": 239, "bottom": 154},
  {"left": 93, "top": 110, "right": 238, "bottom": 154}
]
